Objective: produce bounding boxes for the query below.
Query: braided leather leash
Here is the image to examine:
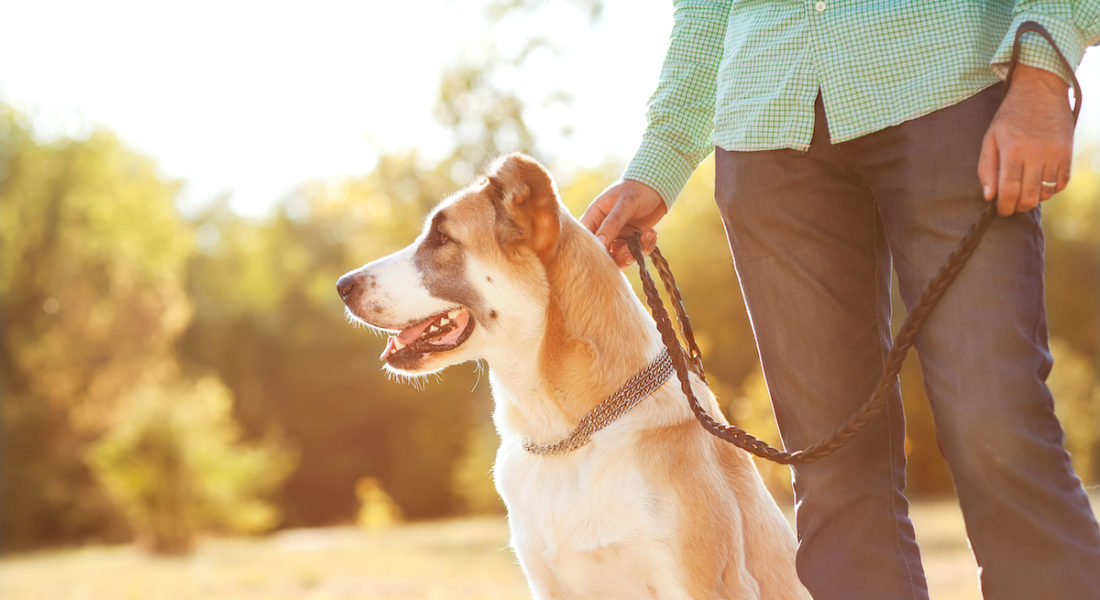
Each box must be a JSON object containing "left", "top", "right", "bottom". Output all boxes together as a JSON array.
[{"left": 626, "top": 21, "right": 1081, "bottom": 465}]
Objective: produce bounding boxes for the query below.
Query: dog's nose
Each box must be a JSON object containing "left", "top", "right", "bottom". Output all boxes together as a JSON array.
[{"left": 336, "top": 274, "right": 357, "bottom": 301}]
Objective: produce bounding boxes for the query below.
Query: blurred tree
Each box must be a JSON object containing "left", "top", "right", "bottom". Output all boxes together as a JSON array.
[
  {"left": 0, "top": 106, "right": 298, "bottom": 551},
  {"left": 179, "top": 152, "right": 488, "bottom": 526},
  {"left": 88, "top": 374, "right": 296, "bottom": 554},
  {"left": 355, "top": 476, "right": 403, "bottom": 530},
  {"left": 450, "top": 411, "right": 506, "bottom": 515},
  {"left": 1044, "top": 148, "right": 1100, "bottom": 361},
  {"left": 0, "top": 107, "right": 193, "bottom": 550},
  {"left": 489, "top": 0, "right": 604, "bottom": 21},
  {"left": 1044, "top": 146, "right": 1100, "bottom": 481},
  {"left": 435, "top": 59, "right": 538, "bottom": 182},
  {"left": 1048, "top": 340, "right": 1100, "bottom": 482},
  {"left": 433, "top": 0, "right": 607, "bottom": 182}
]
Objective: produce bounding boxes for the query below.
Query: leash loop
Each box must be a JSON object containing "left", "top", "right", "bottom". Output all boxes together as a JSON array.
[
  {"left": 629, "top": 207, "right": 997, "bottom": 464},
  {"left": 628, "top": 21, "right": 1080, "bottom": 464}
]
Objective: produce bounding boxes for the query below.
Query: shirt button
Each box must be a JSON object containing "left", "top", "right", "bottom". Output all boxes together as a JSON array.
[{"left": 814, "top": 0, "right": 826, "bottom": 12}]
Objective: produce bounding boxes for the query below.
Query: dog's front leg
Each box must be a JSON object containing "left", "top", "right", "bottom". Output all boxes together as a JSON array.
[
  {"left": 513, "top": 543, "right": 573, "bottom": 600},
  {"left": 548, "top": 543, "right": 696, "bottom": 600},
  {"left": 520, "top": 550, "right": 695, "bottom": 600}
]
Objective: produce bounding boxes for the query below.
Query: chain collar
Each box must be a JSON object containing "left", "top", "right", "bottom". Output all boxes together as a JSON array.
[{"left": 521, "top": 348, "right": 674, "bottom": 456}]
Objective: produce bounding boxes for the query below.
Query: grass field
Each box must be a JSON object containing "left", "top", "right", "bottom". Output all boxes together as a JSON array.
[{"left": 2, "top": 495, "right": 1096, "bottom": 599}]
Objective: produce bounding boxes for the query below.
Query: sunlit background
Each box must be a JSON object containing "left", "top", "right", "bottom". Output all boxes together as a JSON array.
[{"left": 2, "top": 2, "right": 1098, "bottom": 599}]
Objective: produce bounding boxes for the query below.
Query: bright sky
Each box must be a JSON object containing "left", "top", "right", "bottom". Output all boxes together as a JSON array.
[{"left": 1, "top": 1, "right": 1098, "bottom": 216}]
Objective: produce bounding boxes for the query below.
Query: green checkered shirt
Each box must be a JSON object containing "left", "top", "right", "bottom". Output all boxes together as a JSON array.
[{"left": 624, "top": 0, "right": 1100, "bottom": 208}]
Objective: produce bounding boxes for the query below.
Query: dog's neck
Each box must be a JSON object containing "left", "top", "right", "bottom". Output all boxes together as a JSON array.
[{"left": 489, "top": 221, "right": 663, "bottom": 443}]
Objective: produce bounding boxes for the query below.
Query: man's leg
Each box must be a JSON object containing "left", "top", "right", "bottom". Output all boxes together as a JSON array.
[
  {"left": 714, "top": 105, "right": 928, "bottom": 599},
  {"left": 847, "top": 83, "right": 1100, "bottom": 598}
]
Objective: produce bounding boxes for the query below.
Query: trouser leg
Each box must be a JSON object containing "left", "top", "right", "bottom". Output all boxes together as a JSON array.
[
  {"left": 845, "top": 83, "right": 1100, "bottom": 599},
  {"left": 714, "top": 107, "right": 928, "bottom": 599}
]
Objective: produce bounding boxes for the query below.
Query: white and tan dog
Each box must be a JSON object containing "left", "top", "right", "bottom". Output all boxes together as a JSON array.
[{"left": 337, "top": 154, "right": 809, "bottom": 599}]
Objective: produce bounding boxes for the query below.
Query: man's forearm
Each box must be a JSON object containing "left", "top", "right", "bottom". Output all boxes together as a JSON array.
[
  {"left": 623, "top": 0, "right": 731, "bottom": 209},
  {"left": 990, "top": 1, "right": 1100, "bottom": 85}
]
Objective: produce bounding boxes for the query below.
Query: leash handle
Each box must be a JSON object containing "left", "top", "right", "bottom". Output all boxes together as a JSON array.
[{"left": 627, "top": 21, "right": 1082, "bottom": 465}]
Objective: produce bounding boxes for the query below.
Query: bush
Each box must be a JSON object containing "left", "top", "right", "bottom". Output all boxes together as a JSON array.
[
  {"left": 88, "top": 374, "right": 297, "bottom": 554},
  {"left": 355, "top": 476, "right": 402, "bottom": 530}
]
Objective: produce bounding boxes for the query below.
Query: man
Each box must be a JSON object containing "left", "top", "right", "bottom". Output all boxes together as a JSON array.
[{"left": 581, "top": 2, "right": 1100, "bottom": 598}]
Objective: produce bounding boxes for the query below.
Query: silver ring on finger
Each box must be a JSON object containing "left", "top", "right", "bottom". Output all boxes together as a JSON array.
[{"left": 1040, "top": 180, "right": 1058, "bottom": 188}]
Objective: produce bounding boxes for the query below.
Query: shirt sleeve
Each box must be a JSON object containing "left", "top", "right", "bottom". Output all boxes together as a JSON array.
[
  {"left": 990, "top": 0, "right": 1100, "bottom": 85},
  {"left": 622, "top": 0, "right": 732, "bottom": 209}
]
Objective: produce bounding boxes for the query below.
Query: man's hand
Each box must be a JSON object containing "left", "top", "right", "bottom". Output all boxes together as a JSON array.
[
  {"left": 580, "top": 180, "right": 668, "bottom": 267},
  {"left": 978, "top": 63, "right": 1074, "bottom": 217}
]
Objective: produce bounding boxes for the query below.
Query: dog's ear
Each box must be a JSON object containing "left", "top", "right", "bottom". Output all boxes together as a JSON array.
[{"left": 486, "top": 153, "right": 562, "bottom": 258}]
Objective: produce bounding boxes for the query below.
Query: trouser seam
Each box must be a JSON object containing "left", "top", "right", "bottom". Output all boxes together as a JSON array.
[{"left": 867, "top": 188, "right": 922, "bottom": 600}]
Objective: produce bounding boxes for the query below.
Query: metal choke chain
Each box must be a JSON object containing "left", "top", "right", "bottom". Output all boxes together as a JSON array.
[
  {"left": 522, "top": 349, "right": 674, "bottom": 455},
  {"left": 627, "top": 20, "right": 1080, "bottom": 464}
]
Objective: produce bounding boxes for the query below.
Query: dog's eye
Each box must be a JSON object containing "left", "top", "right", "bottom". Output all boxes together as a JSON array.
[{"left": 430, "top": 228, "right": 452, "bottom": 247}]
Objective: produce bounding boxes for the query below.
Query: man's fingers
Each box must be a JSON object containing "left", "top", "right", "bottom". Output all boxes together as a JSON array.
[
  {"left": 997, "top": 156, "right": 1024, "bottom": 216},
  {"left": 582, "top": 180, "right": 666, "bottom": 264},
  {"left": 1017, "top": 158, "right": 1044, "bottom": 212},
  {"left": 594, "top": 197, "right": 637, "bottom": 250},
  {"left": 977, "top": 132, "right": 999, "bottom": 201},
  {"left": 1057, "top": 156, "right": 1071, "bottom": 192},
  {"left": 981, "top": 64, "right": 1075, "bottom": 215},
  {"left": 579, "top": 194, "right": 612, "bottom": 235},
  {"left": 641, "top": 228, "right": 658, "bottom": 255},
  {"left": 599, "top": 228, "right": 657, "bottom": 269},
  {"left": 609, "top": 239, "right": 634, "bottom": 267},
  {"left": 1039, "top": 163, "right": 1060, "bottom": 203}
]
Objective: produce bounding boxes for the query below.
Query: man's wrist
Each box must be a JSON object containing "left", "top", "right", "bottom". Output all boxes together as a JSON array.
[{"left": 1009, "top": 63, "right": 1069, "bottom": 93}]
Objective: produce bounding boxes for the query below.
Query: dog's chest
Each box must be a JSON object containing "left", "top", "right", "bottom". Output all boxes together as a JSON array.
[{"left": 494, "top": 438, "right": 674, "bottom": 555}]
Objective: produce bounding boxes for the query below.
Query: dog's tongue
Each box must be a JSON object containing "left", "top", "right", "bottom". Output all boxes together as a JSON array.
[
  {"left": 379, "top": 317, "right": 435, "bottom": 361},
  {"left": 397, "top": 317, "right": 436, "bottom": 345},
  {"left": 379, "top": 310, "right": 470, "bottom": 361},
  {"left": 380, "top": 337, "right": 399, "bottom": 361}
]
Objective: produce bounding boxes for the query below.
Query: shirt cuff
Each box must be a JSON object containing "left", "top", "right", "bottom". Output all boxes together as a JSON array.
[
  {"left": 622, "top": 137, "right": 705, "bottom": 210},
  {"left": 990, "top": 13, "right": 1087, "bottom": 87}
]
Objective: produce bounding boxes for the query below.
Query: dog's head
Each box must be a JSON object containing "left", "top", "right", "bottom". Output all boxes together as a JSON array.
[{"left": 337, "top": 153, "right": 566, "bottom": 376}]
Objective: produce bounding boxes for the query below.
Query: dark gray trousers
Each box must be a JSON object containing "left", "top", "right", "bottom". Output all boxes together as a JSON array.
[{"left": 714, "top": 84, "right": 1100, "bottom": 599}]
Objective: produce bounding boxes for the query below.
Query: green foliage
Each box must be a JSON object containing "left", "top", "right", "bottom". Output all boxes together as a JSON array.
[
  {"left": 451, "top": 417, "right": 507, "bottom": 515},
  {"left": 178, "top": 152, "right": 486, "bottom": 527},
  {"left": 355, "top": 476, "right": 403, "bottom": 529},
  {"left": 1044, "top": 150, "right": 1100, "bottom": 360},
  {"left": 0, "top": 107, "right": 194, "bottom": 550},
  {"left": 726, "top": 370, "right": 793, "bottom": 498},
  {"left": 88, "top": 375, "right": 296, "bottom": 554},
  {"left": 435, "top": 60, "right": 537, "bottom": 180},
  {"left": 1049, "top": 340, "right": 1100, "bottom": 482}
]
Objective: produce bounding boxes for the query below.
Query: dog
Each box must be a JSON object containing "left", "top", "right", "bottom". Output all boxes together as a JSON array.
[{"left": 337, "top": 154, "right": 809, "bottom": 599}]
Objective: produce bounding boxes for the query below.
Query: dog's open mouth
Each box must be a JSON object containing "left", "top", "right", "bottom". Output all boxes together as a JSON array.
[{"left": 380, "top": 307, "right": 475, "bottom": 363}]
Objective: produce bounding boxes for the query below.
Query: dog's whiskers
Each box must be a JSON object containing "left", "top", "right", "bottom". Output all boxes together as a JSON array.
[
  {"left": 344, "top": 308, "right": 390, "bottom": 338},
  {"left": 380, "top": 365, "right": 444, "bottom": 391},
  {"left": 470, "top": 360, "right": 486, "bottom": 392}
]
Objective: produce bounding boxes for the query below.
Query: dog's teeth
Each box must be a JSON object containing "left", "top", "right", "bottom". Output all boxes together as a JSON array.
[
  {"left": 428, "top": 325, "right": 439, "bottom": 333},
  {"left": 440, "top": 318, "right": 451, "bottom": 326},
  {"left": 394, "top": 340, "right": 406, "bottom": 350},
  {"left": 447, "top": 309, "right": 460, "bottom": 319}
]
